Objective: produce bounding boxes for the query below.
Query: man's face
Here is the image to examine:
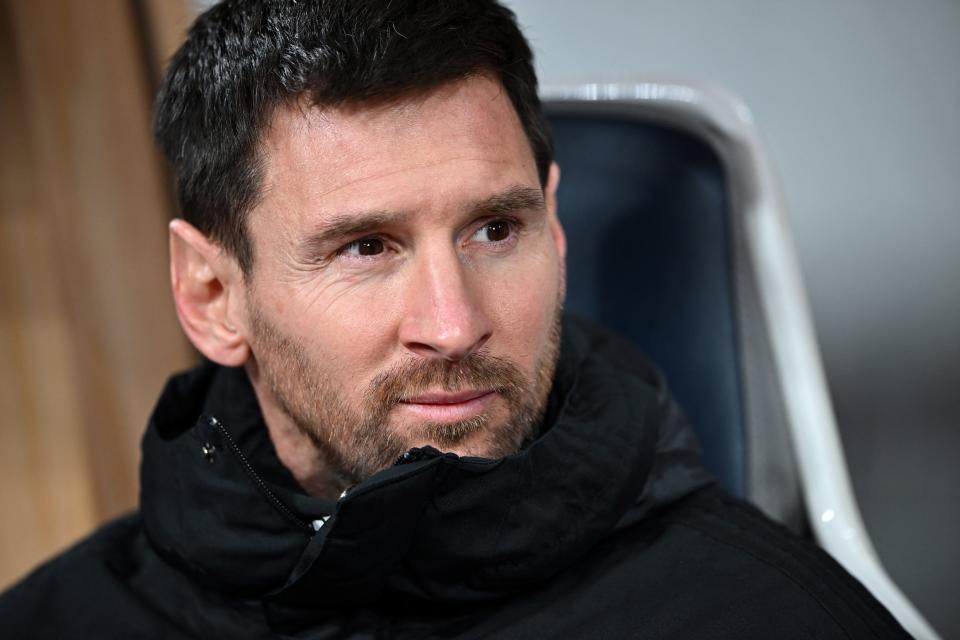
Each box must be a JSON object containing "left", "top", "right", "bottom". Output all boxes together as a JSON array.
[{"left": 243, "top": 75, "right": 566, "bottom": 487}]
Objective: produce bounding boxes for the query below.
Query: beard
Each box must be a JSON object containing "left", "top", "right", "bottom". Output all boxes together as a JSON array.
[{"left": 247, "top": 298, "right": 563, "bottom": 489}]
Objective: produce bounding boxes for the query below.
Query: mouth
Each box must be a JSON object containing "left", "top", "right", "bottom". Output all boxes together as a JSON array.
[{"left": 397, "top": 389, "right": 497, "bottom": 422}]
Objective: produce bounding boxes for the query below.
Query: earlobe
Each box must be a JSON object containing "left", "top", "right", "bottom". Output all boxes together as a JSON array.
[
  {"left": 169, "top": 220, "right": 250, "bottom": 366},
  {"left": 545, "top": 162, "right": 567, "bottom": 260}
]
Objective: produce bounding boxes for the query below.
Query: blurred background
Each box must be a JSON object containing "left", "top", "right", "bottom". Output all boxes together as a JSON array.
[
  {"left": 1, "top": 0, "right": 957, "bottom": 636},
  {"left": 0, "top": 0, "right": 195, "bottom": 598}
]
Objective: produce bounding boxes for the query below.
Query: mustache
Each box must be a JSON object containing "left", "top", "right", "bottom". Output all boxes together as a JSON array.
[{"left": 368, "top": 351, "right": 527, "bottom": 410}]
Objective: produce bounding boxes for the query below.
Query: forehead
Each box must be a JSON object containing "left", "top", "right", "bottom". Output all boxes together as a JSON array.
[{"left": 253, "top": 75, "right": 538, "bottom": 228}]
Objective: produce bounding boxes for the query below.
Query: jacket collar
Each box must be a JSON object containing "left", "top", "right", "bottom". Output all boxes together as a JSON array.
[{"left": 140, "top": 317, "right": 711, "bottom": 612}]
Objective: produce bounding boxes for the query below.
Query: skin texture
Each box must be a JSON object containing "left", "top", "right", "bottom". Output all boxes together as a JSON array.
[{"left": 169, "top": 75, "right": 566, "bottom": 499}]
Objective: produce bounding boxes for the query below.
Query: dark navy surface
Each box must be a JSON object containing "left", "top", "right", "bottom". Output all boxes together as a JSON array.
[{"left": 548, "top": 110, "right": 746, "bottom": 496}]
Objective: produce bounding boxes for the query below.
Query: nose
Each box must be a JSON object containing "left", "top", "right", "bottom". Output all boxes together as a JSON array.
[{"left": 398, "top": 246, "right": 492, "bottom": 361}]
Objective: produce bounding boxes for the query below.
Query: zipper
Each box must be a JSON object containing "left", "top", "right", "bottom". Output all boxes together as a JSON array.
[{"left": 204, "top": 415, "right": 313, "bottom": 534}]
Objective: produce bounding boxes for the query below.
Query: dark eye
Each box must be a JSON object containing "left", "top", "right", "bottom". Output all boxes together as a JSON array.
[
  {"left": 357, "top": 238, "right": 384, "bottom": 255},
  {"left": 341, "top": 237, "right": 385, "bottom": 257},
  {"left": 473, "top": 220, "right": 513, "bottom": 243}
]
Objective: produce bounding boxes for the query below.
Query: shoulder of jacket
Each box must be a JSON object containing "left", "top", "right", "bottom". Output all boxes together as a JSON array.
[
  {"left": 652, "top": 487, "right": 911, "bottom": 639},
  {"left": 0, "top": 513, "right": 144, "bottom": 636}
]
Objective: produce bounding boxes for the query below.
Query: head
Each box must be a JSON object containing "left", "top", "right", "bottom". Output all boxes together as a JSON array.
[{"left": 158, "top": 0, "right": 566, "bottom": 496}]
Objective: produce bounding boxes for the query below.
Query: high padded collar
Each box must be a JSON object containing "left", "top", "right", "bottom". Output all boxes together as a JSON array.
[{"left": 140, "top": 317, "right": 711, "bottom": 615}]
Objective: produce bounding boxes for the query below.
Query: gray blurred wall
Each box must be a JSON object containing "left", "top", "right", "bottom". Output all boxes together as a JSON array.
[{"left": 502, "top": 0, "right": 960, "bottom": 636}]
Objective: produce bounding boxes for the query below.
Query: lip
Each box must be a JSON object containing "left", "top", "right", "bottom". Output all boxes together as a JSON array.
[
  {"left": 397, "top": 389, "right": 496, "bottom": 422},
  {"left": 403, "top": 389, "right": 492, "bottom": 404}
]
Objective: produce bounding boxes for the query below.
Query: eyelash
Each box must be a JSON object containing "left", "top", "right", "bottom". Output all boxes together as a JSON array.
[
  {"left": 334, "top": 217, "right": 522, "bottom": 261},
  {"left": 470, "top": 218, "right": 520, "bottom": 245}
]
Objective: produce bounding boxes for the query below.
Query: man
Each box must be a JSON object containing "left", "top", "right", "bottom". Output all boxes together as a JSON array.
[{"left": 0, "top": 1, "right": 909, "bottom": 638}]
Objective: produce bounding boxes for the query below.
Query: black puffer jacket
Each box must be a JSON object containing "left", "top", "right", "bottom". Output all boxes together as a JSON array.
[{"left": 0, "top": 318, "right": 908, "bottom": 638}]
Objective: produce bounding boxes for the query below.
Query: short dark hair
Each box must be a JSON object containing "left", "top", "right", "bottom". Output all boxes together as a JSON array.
[{"left": 154, "top": 0, "right": 552, "bottom": 275}]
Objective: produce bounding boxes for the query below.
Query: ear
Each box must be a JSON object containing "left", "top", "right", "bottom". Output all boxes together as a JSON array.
[
  {"left": 545, "top": 162, "right": 566, "bottom": 260},
  {"left": 169, "top": 219, "right": 250, "bottom": 366}
]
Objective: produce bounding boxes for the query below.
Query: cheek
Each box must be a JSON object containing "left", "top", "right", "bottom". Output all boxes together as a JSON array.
[
  {"left": 478, "top": 251, "right": 561, "bottom": 367},
  {"left": 263, "top": 276, "right": 405, "bottom": 391}
]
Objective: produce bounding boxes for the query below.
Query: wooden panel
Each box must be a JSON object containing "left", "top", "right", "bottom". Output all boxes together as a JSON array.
[
  {"left": 0, "top": 9, "right": 98, "bottom": 584},
  {"left": 140, "top": 0, "right": 193, "bottom": 77},
  {"left": 0, "top": 0, "right": 194, "bottom": 589}
]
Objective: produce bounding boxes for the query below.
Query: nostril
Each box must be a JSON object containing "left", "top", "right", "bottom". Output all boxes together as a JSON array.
[{"left": 401, "top": 328, "right": 492, "bottom": 362}]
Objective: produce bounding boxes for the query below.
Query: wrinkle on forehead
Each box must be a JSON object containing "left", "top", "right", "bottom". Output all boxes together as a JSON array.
[{"left": 296, "top": 155, "right": 522, "bottom": 203}]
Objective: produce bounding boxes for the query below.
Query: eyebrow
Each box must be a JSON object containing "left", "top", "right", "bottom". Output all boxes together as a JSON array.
[
  {"left": 468, "top": 185, "right": 546, "bottom": 217},
  {"left": 298, "top": 184, "right": 545, "bottom": 256},
  {"left": 300, "top": 210, "right": 407, "bottom": 257}
]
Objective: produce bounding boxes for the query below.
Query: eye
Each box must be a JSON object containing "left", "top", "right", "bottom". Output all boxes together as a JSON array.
[
  {"left": 472, "top": 219, "right": 513, "bottom": 243},
  {"left": 339, "top": 237, "right": 385, "bottom": 257}
]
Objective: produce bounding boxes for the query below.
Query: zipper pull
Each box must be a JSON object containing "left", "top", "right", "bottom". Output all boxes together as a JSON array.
[{"left": 393, "top": 446, "right": 443, "bottom": 466}]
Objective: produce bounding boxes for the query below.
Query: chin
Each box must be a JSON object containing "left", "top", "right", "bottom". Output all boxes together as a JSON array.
[{"left": 410, "top": 422, "right": 525, "bottom": 462}]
